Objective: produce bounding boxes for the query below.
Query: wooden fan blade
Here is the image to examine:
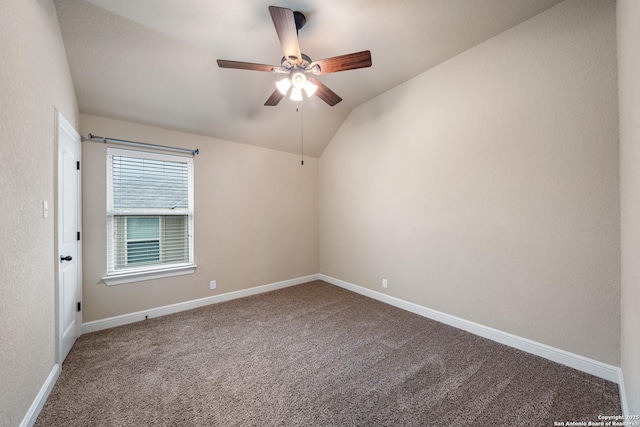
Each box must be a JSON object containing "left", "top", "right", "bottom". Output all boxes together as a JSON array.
[
  {"left": 310, "top": 50, "right": 372, "bottom": 75},
  {"left": 264, "top": 89, "right": 285, "bottom": 106},
  {"left": 268, "top": 6, "right": 302, "bottom": 65},
  {"left": 217, "top": 60, "right": 275, "bottom": 72},
  {"left": 308, "top": 78, "right": 342, "bottom": 106}
]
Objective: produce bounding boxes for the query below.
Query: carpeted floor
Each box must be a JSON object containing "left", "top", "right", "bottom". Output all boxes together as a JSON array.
[{"left": 35, "top": 280, "right": 620, "bottom": 426}]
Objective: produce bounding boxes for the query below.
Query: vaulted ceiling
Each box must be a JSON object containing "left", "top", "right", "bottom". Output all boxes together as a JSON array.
[{"left": 55, "top": 0, "right": 564, "bottom": 157}]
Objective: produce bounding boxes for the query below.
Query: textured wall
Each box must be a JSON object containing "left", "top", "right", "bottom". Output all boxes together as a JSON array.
[
  {"left": 618, "top": 0, "right": 640, "bottom": 415},
  {"left": 0, "top": 0, "right": 78, "bottom": 425},
  {"left": 319, "top": 0, "right": 619, "bottom": 365},
  {"left": 80, "top": 114, "right": 318, "bottom": 322}
]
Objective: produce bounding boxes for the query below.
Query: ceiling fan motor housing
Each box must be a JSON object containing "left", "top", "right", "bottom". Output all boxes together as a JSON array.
[{"left": 281, "top": 53, "right": 312, "bottom": 70}]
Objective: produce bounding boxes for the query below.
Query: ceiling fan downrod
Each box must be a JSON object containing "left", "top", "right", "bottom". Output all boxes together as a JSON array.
[{"left": 293, "top": 11, "right": 306, "bottom": 32}]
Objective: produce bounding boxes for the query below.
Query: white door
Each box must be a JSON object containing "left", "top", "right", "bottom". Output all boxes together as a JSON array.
[{"left": 57, "top": 111, "right": 82, "bottom": 364}]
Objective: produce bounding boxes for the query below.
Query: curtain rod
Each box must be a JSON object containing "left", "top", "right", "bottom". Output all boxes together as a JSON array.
[{"left": 83, "top": 133, "right": 199, "bottom": 156}]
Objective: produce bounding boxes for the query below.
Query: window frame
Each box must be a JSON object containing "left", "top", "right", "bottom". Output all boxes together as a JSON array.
[{"left": 103, "top": 148, "right": 196, "bottom": 286}]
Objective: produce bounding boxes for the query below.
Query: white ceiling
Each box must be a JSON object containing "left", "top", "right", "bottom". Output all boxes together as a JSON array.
[{"left": 55, "top": 0, "right": 565, "bottom": 157}]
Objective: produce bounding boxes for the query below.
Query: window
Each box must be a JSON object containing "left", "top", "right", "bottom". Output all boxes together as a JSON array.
[
  {"left": 123, "top": 216, "right": 160, "bottom": 265},
  {"left": 105, "top": 148, "right": 195, "bottom": 285}
]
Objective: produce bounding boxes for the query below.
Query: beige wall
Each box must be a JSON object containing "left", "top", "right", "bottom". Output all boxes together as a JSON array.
[
  {"left": 320, "top": 0, "right": 619, "bottom": 365},
  {"left": 618, "top": 0, "right": 640, "bottom": 415},
  {"left": 80, "top": 114, "right": 318, "bottom": 322},
  {"left": 0, "top": 0, "right": 78, "bottom": 425}
]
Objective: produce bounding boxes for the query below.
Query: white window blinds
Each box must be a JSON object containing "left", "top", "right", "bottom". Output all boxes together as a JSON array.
[{"left": 106, "top": 148, "right": 194, "bottom": 275}]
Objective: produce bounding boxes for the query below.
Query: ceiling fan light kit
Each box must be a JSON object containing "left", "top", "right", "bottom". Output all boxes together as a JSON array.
[
  {"left": 277, "top": 72, "right": 317, "bottom": 100},
  {"left": 217, "top": 5, "right": 372, "bottom": 107}
]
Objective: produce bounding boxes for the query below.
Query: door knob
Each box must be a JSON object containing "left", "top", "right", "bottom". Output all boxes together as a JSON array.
[{"left": 60, "top": 255, "right": 73, "bottom": 262}]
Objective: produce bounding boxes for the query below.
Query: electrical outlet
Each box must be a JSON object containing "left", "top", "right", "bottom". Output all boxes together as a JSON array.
[
  {"left": 210, "top": 280, "right": 216, "bottom": 290},
  {"left": 382, "top": 279, "right": 388, "bottom": 289}
]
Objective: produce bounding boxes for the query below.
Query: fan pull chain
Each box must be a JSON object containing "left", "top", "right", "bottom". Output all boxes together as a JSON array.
[{"left": 297, "top": 103, "right": 304, "bottom": 165}]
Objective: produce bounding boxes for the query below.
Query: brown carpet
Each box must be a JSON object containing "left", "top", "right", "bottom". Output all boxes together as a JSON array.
[{"left": 36, "top": 280, "right": 620, "bottom": 426}]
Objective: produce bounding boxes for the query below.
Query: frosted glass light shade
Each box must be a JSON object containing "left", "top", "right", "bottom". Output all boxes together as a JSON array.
[
  {"left": 275, "top": 78, "right": 291, "bottom": 95},
  {"left": 303, "top": 80, "right": 317, "bottom": 97},
  {"left": 291, "top": 72, "right": 307, "bottom": 89},
  {"left": 290, "top": 87, "right": 303, "bottom": 101}
]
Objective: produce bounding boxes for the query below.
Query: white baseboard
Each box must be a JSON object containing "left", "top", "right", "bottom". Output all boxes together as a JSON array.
[
  {"left": 20, "top": 364, "right": 60, "bottom": 427},
  {"left": 619, "top": 369, "right": 629, "bottom": 416},
  {"left": 319, "top": 274, "right": 622, "bottom": 384},
  {"left": 82, "top": 274, "right": 320, "bottom": 334}
]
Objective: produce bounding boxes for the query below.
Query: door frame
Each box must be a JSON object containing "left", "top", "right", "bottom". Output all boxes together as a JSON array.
[{"left": 55, "top": 109, "right": 82, "bottom": 366}]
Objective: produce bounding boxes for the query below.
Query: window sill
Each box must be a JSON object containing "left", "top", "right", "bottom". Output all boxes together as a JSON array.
[{"left": 103, "top": 264, "right": 197, "bottom": 286}]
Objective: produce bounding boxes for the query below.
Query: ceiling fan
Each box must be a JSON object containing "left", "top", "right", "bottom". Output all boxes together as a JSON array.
[{"left": 217, "top": 5, "right": 372, "bottom": 107}]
